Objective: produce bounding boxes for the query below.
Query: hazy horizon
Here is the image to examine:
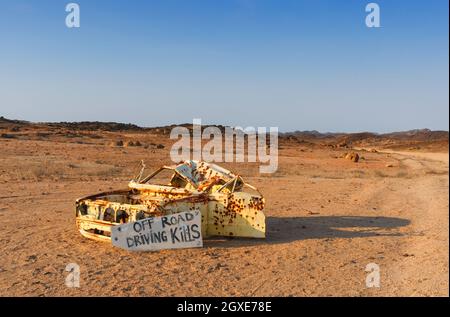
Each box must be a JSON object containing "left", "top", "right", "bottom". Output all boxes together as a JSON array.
[
  {"left": 1, "top": 0, "right": 448, "bottom": 133},
  {"left": 2, "top": 114, "right": 448, "bottom": 134}
]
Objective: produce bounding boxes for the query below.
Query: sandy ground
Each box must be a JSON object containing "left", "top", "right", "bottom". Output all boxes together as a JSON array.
[{"left": 0, "top": 133, "right": 448, "bottom": 296}]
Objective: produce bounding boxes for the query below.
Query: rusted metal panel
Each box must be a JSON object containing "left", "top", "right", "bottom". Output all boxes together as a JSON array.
[
  {"left": 75, "top": 160, "right": 266, "bottom": 243},
  {"left": 207, "top": 191, "right": 266, "bottom": 238}
]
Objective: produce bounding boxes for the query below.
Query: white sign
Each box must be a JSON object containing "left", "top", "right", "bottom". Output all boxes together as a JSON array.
[{"left": 111, "top": 211, "right": 203, "bottom": 251}]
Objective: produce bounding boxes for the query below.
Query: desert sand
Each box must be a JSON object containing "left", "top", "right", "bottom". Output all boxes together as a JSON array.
[{"left": 0, "top": 121, "right": 448, "bottom": 296}]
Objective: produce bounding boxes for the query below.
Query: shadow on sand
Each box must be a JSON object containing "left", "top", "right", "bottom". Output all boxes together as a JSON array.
[{"left": 205, "top": 216, "right": 410, "bottom": 248}]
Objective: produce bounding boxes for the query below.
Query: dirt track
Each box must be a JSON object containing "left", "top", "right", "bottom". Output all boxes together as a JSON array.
[{"left": 0, "top": 136, "right": 448, "bottom": 296}]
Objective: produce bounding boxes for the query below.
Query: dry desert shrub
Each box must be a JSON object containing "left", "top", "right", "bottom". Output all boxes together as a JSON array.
[
  {"left": 373, "top": 170, "right": 389, "bottom": 178},
  {"left": 8, "top": 158, "right": 125, "bottom": 181},
  {"left": 1, "top": 133, "right": 16, "bottom": 139},
  {"left": 111, "top": 140, "right": 124, "bottom": 147},
  {"left": 86, "top": 166, "right": 122, "bottom": 178},
  {"left": 88, "top": 134, "right": 103, "bottom": 139},
  {"left": 350, "top": 170, "right": 366, "bottom": 178},
  {"left": 396, "top": 171, "right": 409, "bottom": 178},
  {"left": 424, "top": 169, "right": 448, "bottom": 176},
  {"left": 373, "top": 169, "right": 411, "bottom": 179},
  {"left": 20, "top": 161, "right": 67, "bottom": 180}
]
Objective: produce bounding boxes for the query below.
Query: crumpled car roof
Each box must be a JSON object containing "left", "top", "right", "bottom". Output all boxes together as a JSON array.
[{"left": 174, "top": 160, "right": 236, "bottom": 187}]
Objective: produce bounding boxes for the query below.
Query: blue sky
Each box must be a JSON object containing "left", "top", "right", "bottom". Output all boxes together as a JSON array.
[{"left": 0, "top": 0, "right": 448, "bottom": 132}]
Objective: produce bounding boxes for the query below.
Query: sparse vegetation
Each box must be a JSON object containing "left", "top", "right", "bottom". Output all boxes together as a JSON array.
[{"left": 1, "top": 133, "right": 15, "bottom": 139}]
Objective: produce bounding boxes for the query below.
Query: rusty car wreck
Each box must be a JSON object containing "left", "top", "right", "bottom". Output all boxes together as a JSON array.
[{"left": 76, "top": 160, "right": 266, "bottom": 242}]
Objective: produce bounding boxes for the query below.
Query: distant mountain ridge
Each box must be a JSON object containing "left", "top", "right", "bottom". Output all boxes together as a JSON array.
[{"left": 1, "top": 116, "right": 448, "bottom": 143}]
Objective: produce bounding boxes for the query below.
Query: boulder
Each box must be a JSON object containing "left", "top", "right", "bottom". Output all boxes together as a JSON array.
[{"left": 345, "top": 152, "right": 359, "bottom": 163}]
